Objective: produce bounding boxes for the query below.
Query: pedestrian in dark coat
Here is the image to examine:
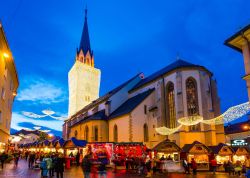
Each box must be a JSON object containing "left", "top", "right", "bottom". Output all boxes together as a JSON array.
[
  {"left": 54, "top": 155, "right": 65, "bottom": 178},
  {"left": 76, "top": 152, "right": 80, "bottom": 166},
  {"left": 0, "top": 152, "right": 8, "bottom": 169},
  {"left": 81, "top": 154, "right": 92, "bottom": 178},
  {"left": 191, "top": 158, "right": 197, "bottom": 175}
]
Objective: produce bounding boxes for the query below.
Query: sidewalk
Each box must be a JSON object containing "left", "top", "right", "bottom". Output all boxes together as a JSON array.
[{"left": 0, "top": 159, "right": 239, "bottom": 178}]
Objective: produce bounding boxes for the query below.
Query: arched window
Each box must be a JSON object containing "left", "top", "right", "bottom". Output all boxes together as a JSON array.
[
  {"left": 94, "top": 126, "right": 98, "bottom": 141},
  {"left": 74, "top": 130, "right": 78, "bottom": 138},
  {"left": 84, "top": 126, "right": 89, "bottom": 141},
  {"left": 166, "top": 82, "right": 176, "bottom": 128},
  {"left": 113, "top": 125, "right": 118, "bottom": 142},
  {"left": 186, "top": 77, "right": 200, "bottom": 131},
  {"left": 143, "top": 124, "right": 149, "bottom": 142}
]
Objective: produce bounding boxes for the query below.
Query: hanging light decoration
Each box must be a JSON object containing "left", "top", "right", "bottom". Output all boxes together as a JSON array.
[
  {"left": 155, "top": 125, "right": 183, "bottom": 135},
  {"left": 22, "top": 109, "right": 66, "bottom": 121},
  {"left": 177, "top": 116, "right": 203, "bottom": 126},
  {"left": 156, "top": 101, "right": 250, "bottom": 136}
]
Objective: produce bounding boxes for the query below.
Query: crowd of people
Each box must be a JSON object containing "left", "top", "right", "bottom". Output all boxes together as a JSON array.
[{"left": 1, "top": 150, "right": 250, "bottom": 177}]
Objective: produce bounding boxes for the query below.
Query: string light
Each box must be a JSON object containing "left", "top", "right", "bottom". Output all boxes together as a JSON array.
[
  {"left": 22, "top": 109, "right": 66, "bottom": 121},
  {"left": 156, "top": 102, "right": 250, "bottom": 135}
]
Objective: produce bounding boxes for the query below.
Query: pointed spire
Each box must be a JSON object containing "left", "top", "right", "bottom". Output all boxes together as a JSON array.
[{"left": 79, "top": 7, "right": 91, "bottom": 56}]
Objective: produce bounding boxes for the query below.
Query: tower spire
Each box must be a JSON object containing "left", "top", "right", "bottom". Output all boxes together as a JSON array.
[{"left": 79, "top": 7, "right": 91, "bottom": 56}]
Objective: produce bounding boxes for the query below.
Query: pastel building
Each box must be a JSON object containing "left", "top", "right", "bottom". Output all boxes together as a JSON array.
[{"left": 0, "top": 23, "right": 19, "bottom": 152}]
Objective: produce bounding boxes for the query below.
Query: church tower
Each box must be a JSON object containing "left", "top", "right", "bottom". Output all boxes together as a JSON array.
[{"left": 68, "top": 9, "right": 101, "bottom": 117}]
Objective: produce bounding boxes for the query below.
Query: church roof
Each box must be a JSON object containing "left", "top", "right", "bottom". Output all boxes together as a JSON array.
[
  {"left": 130, "top": 59, "right": 212, "bottom": 92},
  {"left": 109, "top": 89, "right": 155, "bottom": 119},
  {"left": 70, "top": 110, "right": 107, "bottom": 127},
  {"left": 79, "top": 9, "right": 92, "bottom": 56},
  {"left": 68, "top": 73, "right": 142, "bottom": 121}
]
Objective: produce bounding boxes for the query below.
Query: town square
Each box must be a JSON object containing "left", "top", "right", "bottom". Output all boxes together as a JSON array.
[{"left": 0, "top": 0, "right": 250, "bottom": 178}]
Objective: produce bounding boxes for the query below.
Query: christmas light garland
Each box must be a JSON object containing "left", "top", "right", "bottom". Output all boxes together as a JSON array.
[
  {"left": 156, "top": 102, "right": 250, "bottom": 135},
  {"left": 22, "top": 109, "right": 66, "bottom": 121}
]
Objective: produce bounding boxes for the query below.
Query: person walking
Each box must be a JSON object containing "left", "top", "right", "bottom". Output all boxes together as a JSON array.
[
  {"left": 54, "top": 154, "right": 65, "bottom": 178},
  {"left": 182, "top": 159, "right": 190, "bottom": 174},
  {"left": 0, "top": 152, "right": 7, "bottom": 170},
  {"left": 191, "top": 158, "right": 197, "bottom": 175},
  {"left": 76, "top": 152, "right": 80, "bottom": 166},
  {"left": 98, "top": 159, "right": 107, "bottom": 178},
  {"left": 210, "top": 158, "right": 217, "bottom": 174},
  {"left": 81, "top": 154, "right": 92, "bottom": 178},
  {"left": 13, "top": 152, "right": 20, "bottom": 167},
  {"left": 145, "top": 155, "right": 152, "bottom": 177},
  {"left": 28, "top": 152, "right": 35, "bottom": 169},
  {"left": 235, "top": 160, "right": 242, "bottom": 176}
]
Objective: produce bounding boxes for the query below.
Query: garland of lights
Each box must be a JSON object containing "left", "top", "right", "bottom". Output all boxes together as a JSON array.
[
  {"left": 156, "top": 102, "right": 250, "bottom": 135},
  {"left": 22, "top": 109, "right": 66, "bottom": 121}
]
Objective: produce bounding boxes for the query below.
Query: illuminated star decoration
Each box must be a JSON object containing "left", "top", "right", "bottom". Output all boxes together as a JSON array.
[
  {"left": 156, "top": 102, "right": 250, "bottom": 135},
  {"left": 22, "top": 109, "right": 66, "bottom": 121}
]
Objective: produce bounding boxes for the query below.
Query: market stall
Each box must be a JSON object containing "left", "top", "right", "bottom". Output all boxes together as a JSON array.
[
  {"left": 86, "top": 142, "right": 114, "bottom": 165},
  {"left": 112, "top": 142, "right": 147, "bottom": 168},
  {"left": 63, "top": 137, "right": 87, "bottom": 168},
  {"left": 232, "top": 147, "right": 250, "bottom": 164},
  {"left": 54, "top": 138, "right": 65, "bottom": 154},
  {"left": 182, "top": 141, "right": 211, "bottom": 171},
  {"left": 209, "top": 143, "right": 234, "bottom": 171},
  {"left": 152, "top": 139, "right": 181, "bottom": 161}
]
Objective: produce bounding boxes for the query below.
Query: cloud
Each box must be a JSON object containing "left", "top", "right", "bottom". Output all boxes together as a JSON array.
[
  {"left": 11, "top": 112, "right": 63, "bottom": 134},
  {"left": 17, "top": 78, "right": 67, "bottom": 104}
]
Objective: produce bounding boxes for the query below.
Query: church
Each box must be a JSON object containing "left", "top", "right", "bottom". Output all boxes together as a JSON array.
[{"left": 63, "top": 10, "right": 225, "bottom": 150}]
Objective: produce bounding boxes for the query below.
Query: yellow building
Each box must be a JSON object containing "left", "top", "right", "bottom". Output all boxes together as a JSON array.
[
  {"left": 225, "top": 24, "right": 250, "bottom": 100},
  {"left": 0, "top": 23, "right": 19, "bottom": 152}
]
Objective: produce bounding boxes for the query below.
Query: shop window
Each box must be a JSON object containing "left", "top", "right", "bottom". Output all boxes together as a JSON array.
[
  {"left": 143, "top": 124, "right": 149, "bottom": 142},
  {"left": 166, "top": 82, "right": 176, "bottom": 128},
  {"left": 84, "top": 126, "right": 89, "bottom": 141},
  {"left": 113, "top": 124, "right": 118, "bottom": 142},
  {"left": 94, "top": 126, "right": 98, "bottom": 141},
  {"left": 186, "top": 77, "right": 200, "bottom": 131}
]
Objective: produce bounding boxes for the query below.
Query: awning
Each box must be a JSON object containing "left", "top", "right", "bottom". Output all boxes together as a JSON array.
[{"left": 63, "top": 137, "right": 87, "bottom": 149}]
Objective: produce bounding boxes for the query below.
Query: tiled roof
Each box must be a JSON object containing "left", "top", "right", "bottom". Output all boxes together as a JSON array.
[
  {"left": 67, "top": 73, "right": 142, "bottom": 121},
  {"left": 109, "top": 89, "right": 155, "bottom": 119},
  {"left": 225, "top": 120, "right": 250, "bottom": 134},
  {"left": 70, "top": 110, "right": 107, "bottom": 127},
  {"left": 130, "top": 59, "right": 211, "bottom": 92},
  {"left": 54, "top": 138, "right": 65, "bottom": 147}
]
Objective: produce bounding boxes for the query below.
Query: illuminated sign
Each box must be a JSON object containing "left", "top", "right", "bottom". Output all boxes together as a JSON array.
[{"left": 231, "top": 139, "right": 248, "bottom": 146}]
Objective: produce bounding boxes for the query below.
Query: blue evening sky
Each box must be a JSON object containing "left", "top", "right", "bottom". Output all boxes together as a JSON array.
[{"left": 0, "top": 0, "right": 249, "bottom": 136}]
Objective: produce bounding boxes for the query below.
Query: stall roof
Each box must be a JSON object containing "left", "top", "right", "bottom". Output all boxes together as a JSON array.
[
  {"left": 232, "top": 146, "right": 250, "bottom": 153},
  {"left": 152, "top": 139, "right": 181, "bottom": 152},
  {"left": 208, "top": 143, "right": 234, "bottom": 154},
  {"left": 63, "top": 137, "right": 87, "bottom": 148},
  {"left": 182, "top": 141, "right": 211, "bottom": 153}
]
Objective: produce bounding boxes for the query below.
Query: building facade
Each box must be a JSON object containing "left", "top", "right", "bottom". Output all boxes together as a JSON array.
[
  {"left": 63, "top": 11, "right": 225, "bottom": 149},
  {"left": 0, "top": 23, "right": 19, "bottom": 152},
  {"left": 225, "top": 24, "right": 250, "bottom": 101},
  {"left": 68, "top": 9, "right": 101, "bottom": 117}
]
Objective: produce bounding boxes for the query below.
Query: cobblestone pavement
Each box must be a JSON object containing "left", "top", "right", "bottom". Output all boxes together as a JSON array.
[{"left": 0, "top": 159, "right": 245, "bottom": 178}]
